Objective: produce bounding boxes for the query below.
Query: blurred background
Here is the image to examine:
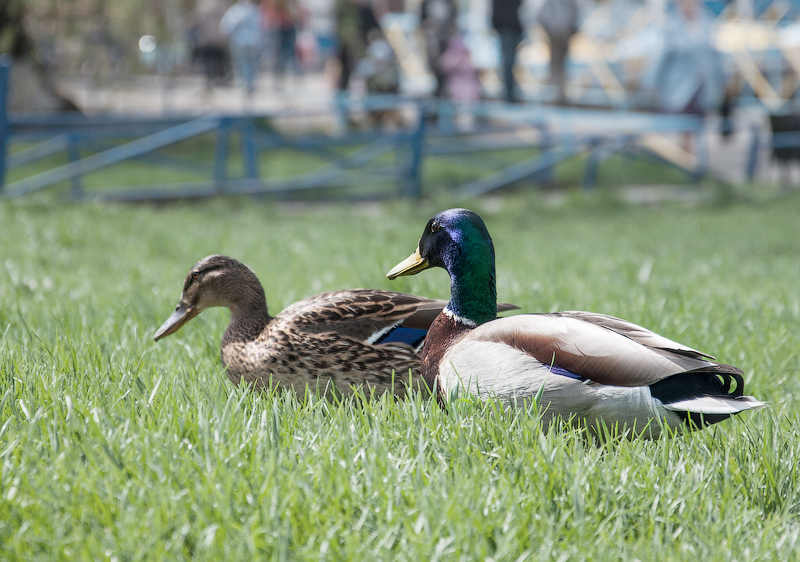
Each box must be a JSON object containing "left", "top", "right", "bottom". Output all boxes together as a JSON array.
[{"left": 2, "top": 0, "right": 800, "bottom": 200}]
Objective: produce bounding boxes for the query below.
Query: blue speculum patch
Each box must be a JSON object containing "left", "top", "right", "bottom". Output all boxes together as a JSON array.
[
  {"left": 377, "top": 326, "right": 427, "bottom": 349},
  {"left": 548, "top": 365, "right": 584, "bottom": 380}
]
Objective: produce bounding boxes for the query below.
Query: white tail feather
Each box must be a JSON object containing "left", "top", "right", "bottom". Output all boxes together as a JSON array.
[{"left": 663, "top": 395, "right": 766, "bottom": 414}]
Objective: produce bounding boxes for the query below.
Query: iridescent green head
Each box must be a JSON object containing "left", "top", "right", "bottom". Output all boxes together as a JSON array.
[{"left": 387, "top": 209, "right": 497, "bottom": 326}]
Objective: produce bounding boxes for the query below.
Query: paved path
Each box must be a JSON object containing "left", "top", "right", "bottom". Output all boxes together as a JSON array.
[{"left": 58, "top": 73, "right": 337, "bottom": 116}]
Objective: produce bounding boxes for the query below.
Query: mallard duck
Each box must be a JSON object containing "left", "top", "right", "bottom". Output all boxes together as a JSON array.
[
  {"left": 387, "top": 209, "right": 765, "bottom": 437},
  {"left": 154, "top": 254, "right": 516, "bottom": 396}
]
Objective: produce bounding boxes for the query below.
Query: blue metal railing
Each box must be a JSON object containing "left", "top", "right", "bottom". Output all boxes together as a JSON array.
[
  {"left": 4, "top": 59, "right": 796, "bottom": 200},
  {"left": 0, "top": 83, "right": 430, "bottom": 201},
  {"left": 0, "top": 55, "right": 10, "bottom": 191}
]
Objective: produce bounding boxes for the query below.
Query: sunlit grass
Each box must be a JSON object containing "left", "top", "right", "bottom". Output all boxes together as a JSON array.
[{"left": 1, "top": 191, "right": 800, "bottom": 559}]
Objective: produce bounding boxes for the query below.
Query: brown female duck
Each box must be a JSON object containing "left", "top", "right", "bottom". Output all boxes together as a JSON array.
[{"left": 154, "top": 255, "right": 516, "bottom": 396}]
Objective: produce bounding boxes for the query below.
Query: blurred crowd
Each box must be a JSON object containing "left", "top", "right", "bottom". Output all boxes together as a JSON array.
[
  {"left": 184, "top": 0, "right": 545, "bottom": 106},
  {"left": 187, "top": 0, "right": 405, "bottom": 100},
  {"left": 182, "top": 0, "right": 725, "bottom": 120},
  {"left": 15, "top": 0, "right": 737, "bottom": 120},
  {"left": 189, "top": 0, "right": 309, "bottom": 95}
]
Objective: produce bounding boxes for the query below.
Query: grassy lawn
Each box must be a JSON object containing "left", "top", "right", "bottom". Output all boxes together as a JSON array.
[{"left": 1, "top": 190, "right": 800, "bottom": 560}]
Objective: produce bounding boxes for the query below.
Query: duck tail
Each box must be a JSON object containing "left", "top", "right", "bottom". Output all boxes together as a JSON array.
[{"left": 649, "top": 366, "right": 766, "bottom": 428}]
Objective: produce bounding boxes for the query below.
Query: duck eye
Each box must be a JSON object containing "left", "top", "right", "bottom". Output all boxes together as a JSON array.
[
  {"left": 192, "top": 272, "right": 199, "bottom": 280},
  {"left": 430, "top": 221, "right": 442, "bottom": 233}
]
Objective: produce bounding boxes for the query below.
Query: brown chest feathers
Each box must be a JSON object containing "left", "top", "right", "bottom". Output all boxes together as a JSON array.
[{"left": 420, "top": 313, "right": 474, "bottom": 396}]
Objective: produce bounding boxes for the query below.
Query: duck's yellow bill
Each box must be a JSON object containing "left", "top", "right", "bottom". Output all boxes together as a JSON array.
[
  {"left": 386, "top": 248, "right": 430, "bottom": 279},
  {"left": 153, "top": 303, "right": 198, "bottom": 341}
]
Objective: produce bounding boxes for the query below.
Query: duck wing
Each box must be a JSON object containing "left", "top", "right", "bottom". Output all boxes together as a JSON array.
[
  {"left": 279, "top": 290, "right": 518, "bottom": 351},
  {"left": 552, "top": 311, "right": 716, "bottom": 361},
  {"left": 276, "top": 290, "right": 441, "bottom": 348},
  {"left": 460, "top": 313, "right": 725, "bottom": 387}
]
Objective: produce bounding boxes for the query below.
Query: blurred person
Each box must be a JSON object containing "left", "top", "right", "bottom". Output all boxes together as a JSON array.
[
  {"left": 439, "top": 32, "right": 482, "bottom": 129},
  {"left": 538, "top": 0, "right": 579, "bottom": 105},
  {"left": 358, "top": 28, "right": 399, "bottom": 95},
  {"left": 491, "top": 0, "right": 523, "bottom": 103},
  {"left": 769, "top": 114, "right": 800, "bottom": 189},
  {"left": 259, "top": 0, "right": 275, "bottom": 71},
  {"left": 335, "top": 0, "right": 381, "bottom": 93},
  {"left": 190, "top": 0, "right": 230, "bottom": 89},
  {"left": 262, "top": 0, "right": 302, "bottom": 84},
  {"left": 419, "top": 0, "right": 456, "bottom": 98},
  {"left": 220, "top": 0, "right": 262, "bottom": 95},
  {"left": 440, "top": 33, "right": 480, "bottom": 104},
  {"left": 294, "top": 24, "right": 319, "bottom": 71},
  {"left": 357, "top": 28, "right": 402, "bottom": 126},
  {"left": 652, "top": 0, "right": 725, "bottom": 150}
]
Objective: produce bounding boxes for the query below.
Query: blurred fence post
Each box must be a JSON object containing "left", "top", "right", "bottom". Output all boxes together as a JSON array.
[
  {"left": 66, "top": 133, "right": 84, "bottom": 197},
  {"left": 746, "top": 124, "right": 760, "bottom": 182},
  {"left": 537, "top": 125, "right": 554, "bottom": 185},
  {"left": 582, "top": 142, "right": 605, "bottom": 190},
  {"left": 239, "top": 119, "right": 258, "bottom": 181},
  {"left": 405, "top": 104, "right": 426, "bottom": 199},
  {"left": 213, "top": 117, "right": 232, "bottom": 192},
  {"left": 0, "top": 56, "right": 10, "bottom": 192}
]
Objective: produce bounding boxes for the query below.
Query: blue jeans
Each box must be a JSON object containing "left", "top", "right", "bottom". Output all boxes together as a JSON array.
[
  {"left": 231, "top": 44, "right": 260, "bottom": 94},
  {"left": 276, "top": 27, "right": 297, "bottom": 76},
  {"left": 497, "top": 28, "right": 522, "bottom": 102}
]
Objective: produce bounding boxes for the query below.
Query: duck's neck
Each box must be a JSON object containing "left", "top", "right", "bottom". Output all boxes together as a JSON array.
[
  {"left": 446, "top": 246, "right": 497, "bottom": 327},
  {"left": 223, "top": 299, "right": 272, "bottom": 345}
]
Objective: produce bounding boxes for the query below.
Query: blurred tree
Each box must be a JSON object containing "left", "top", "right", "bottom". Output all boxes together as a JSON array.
[{"left": 0, "top": 0, "right": 78, "bottom": 111}]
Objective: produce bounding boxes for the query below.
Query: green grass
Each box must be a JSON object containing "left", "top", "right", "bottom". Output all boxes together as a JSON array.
[{"left": 2, "top": 191, "right": 800, "bottom": 560}]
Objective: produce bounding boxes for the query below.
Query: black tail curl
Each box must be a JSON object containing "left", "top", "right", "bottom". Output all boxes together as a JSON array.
[{"left": 649, "top": 365, "right": 747, "bottom": 428}]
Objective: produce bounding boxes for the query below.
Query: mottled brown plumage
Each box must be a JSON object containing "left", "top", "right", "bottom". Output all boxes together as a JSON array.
[{"left": 154, "top": 255, "right": 516, "bottom": 396}]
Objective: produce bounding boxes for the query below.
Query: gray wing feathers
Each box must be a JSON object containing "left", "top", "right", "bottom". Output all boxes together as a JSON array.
[
  {"left": 554, "top": 311, "right": 715, "bottom": 360},
  {"left": 460, "top": 314, "right": 717, "bottom": 386}
]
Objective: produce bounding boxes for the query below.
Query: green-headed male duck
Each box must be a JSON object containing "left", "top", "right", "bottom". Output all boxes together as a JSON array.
[{"left": 387, "top": 209, "right": 764, "bottom": 438}]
